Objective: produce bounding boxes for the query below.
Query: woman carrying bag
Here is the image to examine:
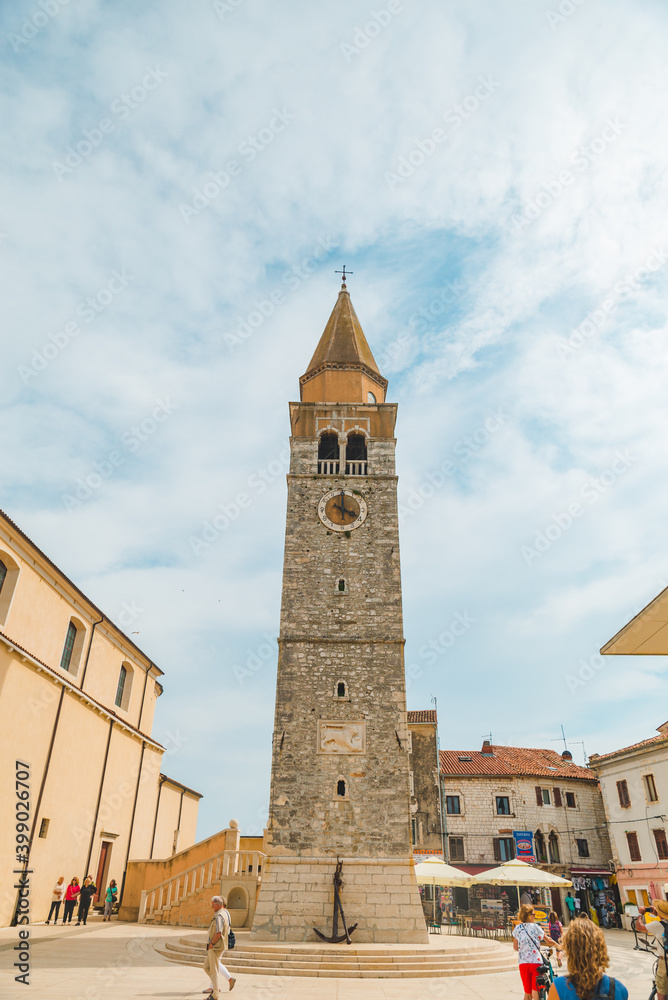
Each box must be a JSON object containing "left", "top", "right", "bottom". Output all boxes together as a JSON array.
[{"left": 513, "top": 904, "right": 562, "bottom": 1000}]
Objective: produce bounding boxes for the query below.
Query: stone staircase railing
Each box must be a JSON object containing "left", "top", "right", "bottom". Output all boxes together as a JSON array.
[{"left": 139, "top": 850, "right": 266, "bottom": 924}]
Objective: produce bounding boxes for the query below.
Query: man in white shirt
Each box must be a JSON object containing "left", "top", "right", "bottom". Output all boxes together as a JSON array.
[
  {"left": 636, "top": 898, "right": 668, "bottom": 1000},
  {"left": 203, "top": 896, "right": 236, "bottom": 996}
]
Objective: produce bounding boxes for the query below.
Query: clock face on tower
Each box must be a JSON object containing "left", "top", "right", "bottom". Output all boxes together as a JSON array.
[{"left": 318, "top": 489, "right": 368, "bottom": 532}]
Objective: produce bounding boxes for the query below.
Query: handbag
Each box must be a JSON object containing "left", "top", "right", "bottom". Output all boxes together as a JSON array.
[{"left": 227, "top": 928, "right": 236, "bottom": 950}]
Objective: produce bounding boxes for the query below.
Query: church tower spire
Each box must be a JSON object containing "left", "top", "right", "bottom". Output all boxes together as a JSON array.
[{"left": 300, "top": 279, "right": 388, "bottom": 404}]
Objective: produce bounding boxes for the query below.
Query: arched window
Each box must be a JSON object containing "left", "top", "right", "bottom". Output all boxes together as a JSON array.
[
  {"left": 337, "top": 779, "right": 346, "bottom": 797},
  {"left": 318, "top": 432, "right": 339, "bottom": 475},
  {"left": 548, "top": 831, "right": 560, "bottom": 864},
  {"left": 345, "top": 433, "right": 367, "bottom": 475},
  {"left": 60, "top": 620, "right": 85, "bottom": 674},
  {"left": 0, "top": 551, "right": 20, "bottom": 627},
  {"left": 115, "top": 665, "right": 127, "bottom": 707},
  {"left": 338, "top": 578, "right": 346, "bottom": 592},
  {"left": 534, "top": 830, "right": 546, "bottom": 863},
  {"left": 337, "top": 681, "right": 347, "bottom": 698},
  {"left": 367, "top": 391, "right": 377, "bottom": 404}
]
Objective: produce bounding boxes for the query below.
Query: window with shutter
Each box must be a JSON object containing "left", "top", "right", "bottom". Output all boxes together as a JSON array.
[
  {"left": 536, "top": 786, "right": 543, "bottom": 806},
  {"left": 493, "top": 838, "right": 501, "bottom": 861},
  {"left": 617, "top": 780, "right": 631, "bottom": 808},
  {"left": 653, "top": 829, "right": 668, "bottom": 860},
  {"left": 449, "top": 837, "right": 465, "bottom": 862},
  {"left": 554, "top": 788, "right": 562, "bottom": 807},
  {"left": 626, "top": 831, "right": 641, "bottom": 862}
]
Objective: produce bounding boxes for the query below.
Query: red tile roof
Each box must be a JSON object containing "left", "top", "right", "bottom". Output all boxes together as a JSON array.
[
  {"left": 589, "top": 733, "right": 667, "bottom": 764},
  {"left": 440, "top": 745, "right": 597, "bottom": 781},
  {"left": 408, "top": 710, "right": 437, "bottom": 724}
]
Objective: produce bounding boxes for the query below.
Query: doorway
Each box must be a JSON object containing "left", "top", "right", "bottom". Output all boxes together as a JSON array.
[
  {"left": 94, "top": 841, "right": 113, "bottom": 905},
  {"left": 550, "top": 888, "right": 563, "bottom": 919}
]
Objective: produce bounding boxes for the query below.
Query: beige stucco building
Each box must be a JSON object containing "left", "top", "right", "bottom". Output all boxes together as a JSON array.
[{"left": 0, "top": 509, "right": 200, "bottom": 926}]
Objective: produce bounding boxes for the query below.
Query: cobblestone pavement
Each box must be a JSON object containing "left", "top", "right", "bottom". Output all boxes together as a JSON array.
[{"left": 0, "top": 919, "right": 659, "bottom": 1000}]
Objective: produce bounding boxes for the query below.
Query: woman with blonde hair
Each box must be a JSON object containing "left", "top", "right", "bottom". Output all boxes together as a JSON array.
[{"left": 548, "top": 917, "right": 627, "bottom": 999}]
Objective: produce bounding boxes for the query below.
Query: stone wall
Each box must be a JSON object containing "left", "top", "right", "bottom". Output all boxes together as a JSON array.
[{"left": 409, "top": 721, "right": 443, "bottom": 854}]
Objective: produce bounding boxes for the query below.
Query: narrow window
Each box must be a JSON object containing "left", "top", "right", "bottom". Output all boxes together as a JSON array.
[
  {"left": 626, "top": 831, "right": 641, "bottom": 862},
  {"left": 542, "top": 789, "right": 551, "bottom": 806},
  {"left": 653, "top": 829, "right": 668, "bottom": 860},
  {"left": 496, "top": 796, "right": 511, "bottom": 815},
  {"left": 345, "top": 433, "right": 367, "bottom": 475},
  {"left": 318, "top": 432, "right": 339, "bottom": 474},
  {"left": 565, "top": 792, "right": 576, "bottom": 808},
  {"left": 446, "top": 795, "right": 461, "bottom": 815},
  {"left": 338, "top": 579, "right": 346, "bottom": 592},
  {"left": 336, "top": 681, "right": 346, "bottom": 698},
  {"left": 60, "top": 621, "right": 77, "bottom": 672},
  {"left": 411, "top": 818, "right": 417, "bottom": 845},
  {"left": 0, "top": 559, "right": 6, "bottom": 594},
  {"left": 535, "top": 830, "right": 547, "bottom": 863},
  {"left": 576, "top": 838, "right": 589, "bottom": 858},
  {"left": 115, "top": 665, "right": 127, "bottom": 708},
  {"left": 644, "top": 774, "right": 659, "bottom": 803},
  {"left": 617, "top": 780, "right": 631, "bottom": 808},
  {"left": 548, "top": 832, "right": 560, "bottom": 863},
  {"left": 38, "top": 818, "right": 50, "bottom": 839},
  {"left": 449, "top": 837, "right": 465, "bottom": 862}
]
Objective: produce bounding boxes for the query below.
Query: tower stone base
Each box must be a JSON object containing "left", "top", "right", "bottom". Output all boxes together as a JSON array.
[{"left": 251, "top": 856, "right": 428, "bottom": 943}]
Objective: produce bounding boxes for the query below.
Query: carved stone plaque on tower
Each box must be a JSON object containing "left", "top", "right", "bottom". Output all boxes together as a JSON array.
[{"left": 318, "top": 720, "right": 366, "bottom": 754}]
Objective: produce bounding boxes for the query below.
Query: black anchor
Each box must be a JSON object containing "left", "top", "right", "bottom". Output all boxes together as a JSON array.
[{"left": 314, "top": 858, "right": 358, "bottom": 945}]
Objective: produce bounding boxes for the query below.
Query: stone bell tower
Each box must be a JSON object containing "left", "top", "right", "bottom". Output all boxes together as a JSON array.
[{"left": 251, "top": 275, "right": 427, "bottom": 943}]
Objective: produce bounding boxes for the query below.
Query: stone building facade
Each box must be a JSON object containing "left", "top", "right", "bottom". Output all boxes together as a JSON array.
[
  {"left": 0, "top": 509, "right": 200, "bottom": 926},
  {"left": 251, "top": 281, "right": 426, "bottom": 943},
  {"left": 440, "top": 741, "right": 613, "bottom": 919}
]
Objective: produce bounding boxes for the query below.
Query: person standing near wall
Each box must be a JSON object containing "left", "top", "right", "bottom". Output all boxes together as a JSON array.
[
  {"left": 45, "top": 877, "right": 65, "bottom": 924},
  {"left": 75, "top": 877, "right": 96, "bottom": 926},
  {"left": 62, "top": 878, "right": 80, "bottom": 924},
  {"left": 103, "top": 880, "right": 118, "bottom": 921},
  {"left": 203, "top": 896, "right": 236, "bottom": 996}
]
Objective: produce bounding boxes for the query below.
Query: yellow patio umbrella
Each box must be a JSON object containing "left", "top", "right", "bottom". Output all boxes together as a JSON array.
[
  {"left": 414, "top": 856, "right": 473, "bottom": 923},
  {"left": 469, "top": 857, "right": 573, "bottom": 888}
]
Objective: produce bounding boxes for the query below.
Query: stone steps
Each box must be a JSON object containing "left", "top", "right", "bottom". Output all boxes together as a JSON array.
[{"left": 155, "top": 935, "right": 518, "bottom": 978}]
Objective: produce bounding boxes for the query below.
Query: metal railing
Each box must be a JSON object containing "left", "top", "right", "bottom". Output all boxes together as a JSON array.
[{"left": 139, "top": 849, "right": 266, "bottom": 922}]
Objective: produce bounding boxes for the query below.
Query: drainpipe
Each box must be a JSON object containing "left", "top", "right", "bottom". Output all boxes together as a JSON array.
[
  {"left": 84, "top": 719, "right": 114, "bottom": 874},
  {"left": 80, "top": 616, "right": 104, "bottom": 691},
  {"left": 150, "top": 776, "right": 166, "bottom": 858},
  {"left": 118, "top": 740, "right": 146, "bottom": 909},
  {"left": 11, "top": 685, "right": 65, "bottom": 925}
]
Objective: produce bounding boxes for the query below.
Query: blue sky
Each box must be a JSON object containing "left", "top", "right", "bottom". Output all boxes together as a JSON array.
[{"left": 2, "top": 0, "right": 668, "bottom": 841}]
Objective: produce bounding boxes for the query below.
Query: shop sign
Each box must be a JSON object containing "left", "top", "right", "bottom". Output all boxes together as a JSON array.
[{"left": 513, "top": 830, "right": 536, "bottom": 861}]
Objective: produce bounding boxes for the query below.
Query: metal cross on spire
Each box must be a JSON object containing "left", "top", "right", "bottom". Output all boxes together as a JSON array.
[{"left": 335, "top": 265, "right": 353, "bottom": 288}]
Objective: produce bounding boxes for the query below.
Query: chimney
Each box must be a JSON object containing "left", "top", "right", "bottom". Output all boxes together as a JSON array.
[{"left": 481, "top": 739, "right": 493, "bottom": 755}]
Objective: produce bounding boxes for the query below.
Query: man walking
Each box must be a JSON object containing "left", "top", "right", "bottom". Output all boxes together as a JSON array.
[{"left": 203, "top": 895, "right": 236, "bottom": 996}]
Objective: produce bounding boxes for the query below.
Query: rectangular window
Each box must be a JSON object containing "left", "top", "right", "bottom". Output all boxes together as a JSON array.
[
  {"left": 542, "top": 789, "right": 551, "bottom": 806},
  {"left": 411, "top": 819, "right": 417, "bottom": 846},
  {"left": 644, "top": 774, "right": 659, "bottom": 803},
  {"left": 496, "top": 795, "right": 511, "bottom": 815},
  {"left": 576, "top": 839, "right": 589, "bottom": 858},
  {"left": 566, "top": 792, "right": 576, "bottom": 808},
  {"left": 626, "top": 831, "right": 641, "bottom": 862},
  {"left": 38, "top": 818, "right": 50, "bottom": 839},
  {"left": 423, "top": 884, "right": 434, "bottom": 901},
  {"left": 617, "top": 780, "right": 631, "bottom": 808},
  {"left": 449, "top": 837, "right": 465, "bottom": 862},
  {"left": 409, "top": 771, "right": 415, "bottom": 797},
  {"left": 653, "top": 828, "right": 668, "bottom": 860},
  {"left": 60, "top": 621, "right": 77, "bottom": 672},
  {"left": 493, "top": 837, "right": 515, "bottom": 862},
  {"left": 446, "top": 795, "right": 461, "bottom": 815}
]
